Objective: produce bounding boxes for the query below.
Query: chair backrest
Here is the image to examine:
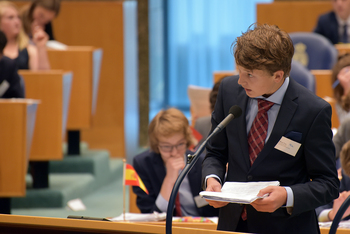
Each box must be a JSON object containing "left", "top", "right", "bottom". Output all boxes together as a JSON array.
[
  {"left": 187, "top": 85, "right": 211, "bottom": 126},
  {"left": 290, "top": 59, "right": 316, "bottom": 93},
  {"left": 289, "top": 32, "right": 338, "bottom": 70}
]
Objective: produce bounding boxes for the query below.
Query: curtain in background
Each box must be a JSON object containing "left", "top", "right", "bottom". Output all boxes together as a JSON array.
[{"left": 149, "top": 0, "right": 273, "bottom": 119}]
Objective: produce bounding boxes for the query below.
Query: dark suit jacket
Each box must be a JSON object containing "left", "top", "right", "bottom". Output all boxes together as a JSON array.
[
  {"left": 202, "top": 76, "right": 339, "bottom": 234},
  {"left": 316, "top": 170, "right": 350, "bottom": 219},
  {"left": 314, "top": 11, "right": 339, "bottom": 44},
  {"left": 133, "top": 149, "right": 218, "bottom": 217},
  {"left": 0, "top": 56, "right": 24, "bottom": 98}
]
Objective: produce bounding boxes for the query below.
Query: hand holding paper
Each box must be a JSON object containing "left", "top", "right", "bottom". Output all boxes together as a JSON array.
[
  {"left": 205, "top": 177, "right": 229, "bottom": 208},
  {"left": 250, "top": 185, "right": 287, "bottom": 213},
  {"left": 200, "top": 181, "right": 280, "bottom": 204}
]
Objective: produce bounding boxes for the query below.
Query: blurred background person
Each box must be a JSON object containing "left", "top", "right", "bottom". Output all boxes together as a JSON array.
[
  {"left": 314, "top": 0, "right": 350, "bottom": 44},
  {"left": 332, "top": 53, "right": 350, "bottom": 123},
  {"left": 0, "top": 30, "right": 24, "bottom": 99},
  {"left": 20, "top": 0, "right": 61, "bottom": 41},
  {"left": 0, "top": 1, "right": 50, "bottom": 70},
  {"left": 316, "top": 139, "right": 350, "bottom": 222},
  {"left": 132, "top": 108, "right": 218, "bottom": 217}
]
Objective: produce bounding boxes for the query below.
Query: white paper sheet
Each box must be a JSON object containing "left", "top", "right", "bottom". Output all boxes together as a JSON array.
[
  {"left": 200, "top": 181, "right": 280, "bottom": 204},
  {"left": 110, "top": 212, "right": 166, "bottom": 222}
]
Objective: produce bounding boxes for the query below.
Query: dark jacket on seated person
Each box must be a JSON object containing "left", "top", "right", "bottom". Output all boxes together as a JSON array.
[
  {"left": 133, "top": 149, "right": 219, "bottom": 217},
  {"left": 314, "top": 11, "right": 340, "bottom": 44},
  {"left": 0, "top": 56, "right": 24, "bottom": 98},
  {"left": 316, "top": 170, "right": 350, "bottom": 220}
]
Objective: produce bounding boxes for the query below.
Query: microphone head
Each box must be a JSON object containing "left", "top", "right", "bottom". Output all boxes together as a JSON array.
[{"left": 229, "top": 105, "right": 242, "bottom": 118}]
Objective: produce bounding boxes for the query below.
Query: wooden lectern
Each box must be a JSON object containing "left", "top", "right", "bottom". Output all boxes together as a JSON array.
[
  {"left": 310, "top": 70, "right": 339, "bottom": 128},
  {"left": 0, "top": 99, "right": 39, "bottom": 197},
  {"left": 19, "top": 70, "right": 72, "bottom": 161},
  {"left": 47, "top": 47, "right": 102, "bottom": 155},
  {"left": 0, "top": 99, "right": 39, "bottom": 213},
  {"left": 18, "top": 70, "right": 72, "bottom": 188},
  {"left": 47, "top": 47, "right": 101, "bottom": 130}
]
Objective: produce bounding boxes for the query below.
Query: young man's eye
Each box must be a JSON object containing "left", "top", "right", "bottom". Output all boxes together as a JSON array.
[{"left": 248, "top": 73, "right": 253, "bottom": 77}]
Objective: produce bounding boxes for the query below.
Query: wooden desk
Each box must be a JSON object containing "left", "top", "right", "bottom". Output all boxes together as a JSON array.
[
  {"left": 311, "top": 70, "right": 339, "bottom": 129},
  {"left": 213, "top": 70, "right": 237, "bottom": 84},
  {"left": 144, "top": 221, "right": 350, "bottom": 234},
  {"left": 0, "top": 214, "right": 347, "bottom": 234},
  {"left": 320, "top": 227, "right": 350, "bottom": 234},
  {"left": 19, "top": 70, "right": 72, "bottom": 161},
  {"left": 257, "top": 2, "right": 332, "bottom": 33},
  {"left": 0, "top": 214, "right": 237, "bottom": 234},
  {"left": 336, "top": 44, "right": 350, "bottom": 56},
  {"left": 0, "top": 99, "right": 38, "bottom": 197},
  {"left": 47, "top": 47, "right": 102, "bottom": 130}
]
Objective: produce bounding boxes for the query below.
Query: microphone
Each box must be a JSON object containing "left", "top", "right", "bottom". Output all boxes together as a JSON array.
[
  {"left": 166, "top": 105, "right": 242, "bottom": 234},
  {"left": 213, "top": 105, "right": 242, "bottom": 134}
]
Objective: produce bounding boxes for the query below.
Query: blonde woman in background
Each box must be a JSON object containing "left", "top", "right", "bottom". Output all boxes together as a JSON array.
[{"left": 0, "top": 1, "right": 50, "bottom": 70}]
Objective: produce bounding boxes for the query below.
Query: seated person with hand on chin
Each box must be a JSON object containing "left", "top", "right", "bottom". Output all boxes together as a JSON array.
[
  {"left": 132, "top": 108, "right": 218, "bottom": 217},
  {"left": 20, "top": 0, "right": 61, "bottom": 41},
  {"left": 316, "top": 139, "right": 350, "bottom": 221}
]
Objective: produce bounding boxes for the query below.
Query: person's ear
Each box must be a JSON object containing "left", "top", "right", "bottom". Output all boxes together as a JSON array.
[{"left": 273, "top": 70, "right": 284, "bottom": 83}]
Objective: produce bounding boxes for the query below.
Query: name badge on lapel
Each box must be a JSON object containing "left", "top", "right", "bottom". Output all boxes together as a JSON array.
[{"left": 274, "top": 136, "right": 301, "bottom": 157}]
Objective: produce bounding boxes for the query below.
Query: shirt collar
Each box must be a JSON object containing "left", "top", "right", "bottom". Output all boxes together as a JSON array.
[
  {"left": 336, "top": 15, "right": 350, "bottom": 26},
  {"left": 255, "top": 77, "right": 289, "bottom": 105}
]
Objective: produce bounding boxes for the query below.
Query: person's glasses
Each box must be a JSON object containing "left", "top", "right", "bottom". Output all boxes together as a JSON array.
[{"left": 158, "top": 142, "right": 187, "bottom": 152}]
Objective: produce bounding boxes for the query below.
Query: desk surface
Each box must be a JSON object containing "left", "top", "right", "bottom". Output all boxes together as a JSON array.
[
  {"left": 0, "top": 214, "right": 238, "bottom": 234},
  {"left": 0, "top": 214, "right": 349, "bottom": 234}
]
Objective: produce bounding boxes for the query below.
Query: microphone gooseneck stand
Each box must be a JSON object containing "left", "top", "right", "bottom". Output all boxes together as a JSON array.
[
  {"left": 165, "top": 105, "right": 242, "bottom": 234},
  {"left": 329, "top": 194, "right": 350, "bottom": 234},
  {"left": 165, "top": 129, "right": 219, "bottom": 234}
]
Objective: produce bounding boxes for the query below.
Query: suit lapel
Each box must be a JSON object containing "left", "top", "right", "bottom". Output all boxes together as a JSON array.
[{"left": 250, "top": 79, "right": 299, "bottom": 171}]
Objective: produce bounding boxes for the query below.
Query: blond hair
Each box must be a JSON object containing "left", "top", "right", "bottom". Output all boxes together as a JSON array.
[
  {"left": 0, "top": 1, "right": 29, "bottom": 50},
  {"left": 148, "top": 108, "right": 196, "bottom": 153}
]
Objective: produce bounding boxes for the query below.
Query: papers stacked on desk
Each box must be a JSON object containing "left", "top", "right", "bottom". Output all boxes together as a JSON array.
[
  {"left": 110, "top": 212, "right": 166, "bottom": 222},
  {"left": 319, "top": 220, "right": 350, "bottom": 228},
  {"left": 199, "top": 181, "right": 280, "bottom": 204}
]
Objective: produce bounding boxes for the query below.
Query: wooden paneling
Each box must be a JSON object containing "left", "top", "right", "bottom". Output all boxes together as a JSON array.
[
  {"left": 257, "top": 2, "right": 332, "bottom": 33},
  {"left": 311, "top": 70, "right": 339, "bottom": 129},
  {"left": 47, "top": 47, "right": 95, "bottom": 130},
  {"left": 213, "top": 71, "right": 237, "bottom": 84},
  {"left": 311, "top": 70, "right": 333, "bottom": 100},
  {"left": 19, "top": 70, "right": 72, "bottom": 160},
  {"left": 0, "top": 100, "right": 38, "bottom": 197},
  {"left": 52, "top": 2, "right": 125, "bottom": 157},
  {"left": 14, "top": 1, "right": 125, "bottom": 157}
]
